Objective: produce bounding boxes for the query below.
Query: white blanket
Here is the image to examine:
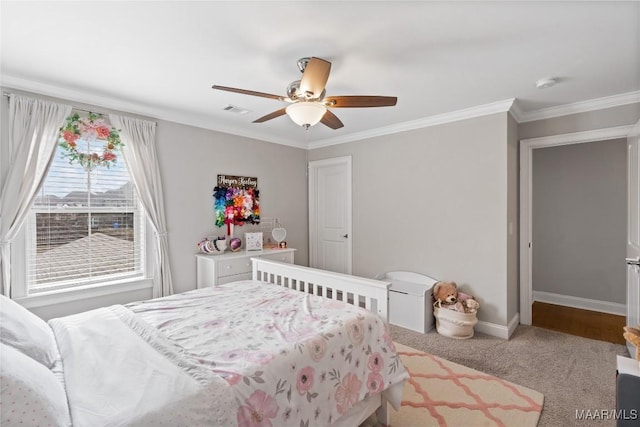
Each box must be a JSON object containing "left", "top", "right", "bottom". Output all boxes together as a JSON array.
[{"left": 49, "top": 305, "right": 237, "bottom": 427}]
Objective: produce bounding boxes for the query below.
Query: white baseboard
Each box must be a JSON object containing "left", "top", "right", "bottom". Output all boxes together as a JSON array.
[
  {"left": 507, "top": 313, "right": 521, "bottom": 338},
  {"left": 533, "top": 291, "right": 626, "bottom": 316},
  {"left": 475, "top": 312, "right": 520, "bottom": 340}
]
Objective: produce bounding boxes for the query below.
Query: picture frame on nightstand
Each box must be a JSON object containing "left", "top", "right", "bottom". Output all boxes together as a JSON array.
[{"left": 245, "top": 232, "right": 263, "bottom": 251}]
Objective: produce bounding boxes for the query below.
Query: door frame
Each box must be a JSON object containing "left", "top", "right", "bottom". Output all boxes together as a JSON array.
[
  {"left": 308, "top": 156, "right": 352, "bottom": 273},
  {"left": 519, "top": 125, "right": 634, "bottom": 325},
  {"left": 626, "top": 119, "right": 640, "bottom": 357}
]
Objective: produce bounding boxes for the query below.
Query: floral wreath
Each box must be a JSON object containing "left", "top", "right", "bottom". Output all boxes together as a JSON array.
[
  {"left": 58, "top": 112, "right": 123, "bottom": 169},
  {"left": 213, "top": 186, "right": 260, "bottom": 229}
]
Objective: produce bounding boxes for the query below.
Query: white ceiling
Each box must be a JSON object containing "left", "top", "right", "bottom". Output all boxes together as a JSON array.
[{"left": 2, "top": 1, "right": 639, "bottom": 149}]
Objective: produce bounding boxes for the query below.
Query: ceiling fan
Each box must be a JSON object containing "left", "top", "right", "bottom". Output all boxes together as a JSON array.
[{"left": 212, "top": 57, "right": 397, "bottom": 130}]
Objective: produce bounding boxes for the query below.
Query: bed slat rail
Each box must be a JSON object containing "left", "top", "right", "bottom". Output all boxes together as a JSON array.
[{"left": 252, "top": 258, "right": 390, "bottom": 321}]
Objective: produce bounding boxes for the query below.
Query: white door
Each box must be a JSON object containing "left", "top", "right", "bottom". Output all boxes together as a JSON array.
[
  {"left": 308, "top": 156, "right": 352, "bottom": 274},
  {"left": 626, "top": 120, "right": 640, "bottom": 357}
]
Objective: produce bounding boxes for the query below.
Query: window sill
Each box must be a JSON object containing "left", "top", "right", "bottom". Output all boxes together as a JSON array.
[{"left": 15, "top": 278, "right": 154, "bottom": 309}]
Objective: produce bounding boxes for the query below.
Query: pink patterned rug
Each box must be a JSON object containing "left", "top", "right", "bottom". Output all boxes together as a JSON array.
[{"left": 390, "top": 343, "right": 544, "bottom": 427}]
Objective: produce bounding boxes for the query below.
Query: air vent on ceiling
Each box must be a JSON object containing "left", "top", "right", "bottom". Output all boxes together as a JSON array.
[{"left": 223, "top": 104, "right": 250, "bottom": 115}]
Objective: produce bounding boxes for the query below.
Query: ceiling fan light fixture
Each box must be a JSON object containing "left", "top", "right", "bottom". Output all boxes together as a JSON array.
[
  {"left": 212, "top": 56, "right": 397, "bottom": 130},
  {"left": 286, "top": 102, "right": 326, "bottom": 129}
]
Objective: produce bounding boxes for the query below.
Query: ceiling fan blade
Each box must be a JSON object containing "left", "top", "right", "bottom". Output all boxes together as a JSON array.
[
  {"left": 253, "top": 108, "right": 287, "bottom": 123},
  {"left": 325, "top": 96, "right": 397, "bottom": 108},
  {"left": 212, "top": 85, "right": 283, "bottom": 100},
  {"left": 299, "top": 57, "right": 331, "bottom": 99},
  {"left": 320, "top": 110, "right": 344, "bottom": 130}
]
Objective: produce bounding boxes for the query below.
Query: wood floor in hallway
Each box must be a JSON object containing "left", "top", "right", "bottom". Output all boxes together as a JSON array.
[{"left": 532, "top": 301, "right": 626, "bottom": 345}]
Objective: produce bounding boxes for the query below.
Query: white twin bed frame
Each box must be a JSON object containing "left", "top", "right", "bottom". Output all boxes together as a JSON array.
[
  {"left": 251, "top": 258, "right": 393, "bottom": 426},
  {"left": 252, "top": 258, "right": 391, "bottom": 321}
]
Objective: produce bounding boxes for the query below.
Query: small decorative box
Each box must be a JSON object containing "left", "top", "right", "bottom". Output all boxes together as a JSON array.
[{"left": 245, "top": 232, "right": 263, "bottom": 251}]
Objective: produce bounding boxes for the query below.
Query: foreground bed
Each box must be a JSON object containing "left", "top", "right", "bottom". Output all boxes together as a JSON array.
[{"left": 1, "top": 259, "right": 409, "bottom": 426}]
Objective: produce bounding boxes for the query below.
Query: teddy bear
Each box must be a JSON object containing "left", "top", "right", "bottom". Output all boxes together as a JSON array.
[
  {"left": 433, "top": 281, "right": 479, "bottom": 314},
  {"left": 623, "top": 324, "right": 640, "bottom": 361}
]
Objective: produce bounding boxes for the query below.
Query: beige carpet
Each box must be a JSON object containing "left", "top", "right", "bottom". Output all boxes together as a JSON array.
[{"left": 388, "top": 343, "right": 544, "bottom": 427}]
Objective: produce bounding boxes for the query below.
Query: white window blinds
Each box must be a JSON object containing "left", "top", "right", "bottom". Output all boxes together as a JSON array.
[{"left": 26, "top": 136, "right": 144, "bottom": 294}]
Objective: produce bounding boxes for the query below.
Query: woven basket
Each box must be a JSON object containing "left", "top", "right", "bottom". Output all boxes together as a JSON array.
[{"left": 433, "top": 302, "right": 478, "bottom": 339}]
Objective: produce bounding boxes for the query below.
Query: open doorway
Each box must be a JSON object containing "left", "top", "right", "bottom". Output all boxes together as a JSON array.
[
  {"left": 529, "top": 139, "right": 627, "bottom": 343},
  {"left": 520, "top": 125, "right": 636, "bottom": 337},
  {"left": 532, "top": 139, "right": 627, "bottom": 310}
]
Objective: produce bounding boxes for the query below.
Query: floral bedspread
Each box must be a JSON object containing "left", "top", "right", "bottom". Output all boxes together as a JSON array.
[{"left": 127, "top": 280, "right": 409, "bottom": 426}]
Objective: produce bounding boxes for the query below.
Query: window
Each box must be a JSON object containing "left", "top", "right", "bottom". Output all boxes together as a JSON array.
[{"left": 24, "top": 133, "right": 145, "bottom": 294}]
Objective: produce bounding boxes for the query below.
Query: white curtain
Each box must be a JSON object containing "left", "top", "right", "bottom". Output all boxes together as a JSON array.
[
  {"left": 108, "top": 114, "right": 173, "bottom": 297},
  {"left": 0, "top": 95, "right": 72, "bottom": 297}
]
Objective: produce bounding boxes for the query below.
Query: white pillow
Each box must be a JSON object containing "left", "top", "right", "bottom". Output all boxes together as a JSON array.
[
  {"left": 0, "top": 343, "right": 71, "bottom": 427},
  {"left": 0, "top": 294, "right": 58, "bottom": 368}
]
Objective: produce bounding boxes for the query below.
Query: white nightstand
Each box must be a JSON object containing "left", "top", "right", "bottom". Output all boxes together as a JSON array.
[{"left": 195, "top": 248, "right": 295, "bottom": 288}]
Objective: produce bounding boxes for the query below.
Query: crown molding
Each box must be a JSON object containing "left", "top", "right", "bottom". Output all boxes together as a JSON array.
[
  {"left": 5, "top": 73, "right": 638, "bottom": 150},
  {"left": 520, "top": 124, "right": 634, "bottom": 148},
  {"left": 3, "top": 74, "right": 516, "bottom": 150},
  {"left": 518, "top": 90, "right": 640, "bottom": 123},
  {"left": 0, "top": 75, "right": 307, "bottom": 149},
  {"left": 508, "top": 99, "right": 525, "bottom": 123},
  {"left": 307, "top": 99, "right": 516, "bottom": 149}
]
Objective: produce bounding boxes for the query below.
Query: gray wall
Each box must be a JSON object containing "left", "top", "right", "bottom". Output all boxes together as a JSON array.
[
  {"left": 532, "top": 139, "right": 628, "bottom": 303},
  {"left": 1, "top": 87, "right": 309, "bottom": 317},
  {"left": 157, "top": 120, "right": 309, "bottom": 295},
  {"left": 507, "top": 113, "right": 519, "bottom": 322},
  {"left": 519, "top": 103, "right": 640, "bottom": 140},
  {"left": 309, "top": 112, "right": 514, "bottom": 327}
]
